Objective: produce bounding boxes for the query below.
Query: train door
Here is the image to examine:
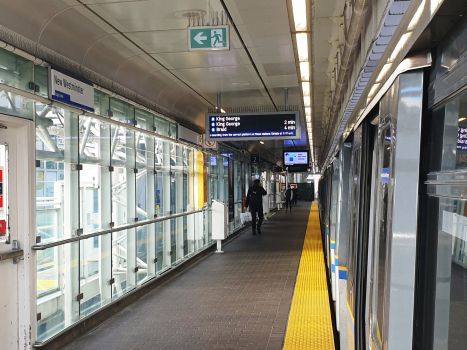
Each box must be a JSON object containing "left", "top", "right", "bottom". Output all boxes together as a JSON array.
[
  {"left": 366, "top": 71, "right": 424, "bottom": 350},
  {"left": 346, "top": 122, "right": 374, "bottom": 350},
  {"left": 0, "top": 114, "right": 36, "bottom": 350}
]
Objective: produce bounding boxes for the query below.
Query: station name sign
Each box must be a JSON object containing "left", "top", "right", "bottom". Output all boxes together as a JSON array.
[
  {"left": 48, "top": 67, "right": 95, "bottom": 112},
  {"left": 205, "top": 111, "right": 300, "bottom": 141}
]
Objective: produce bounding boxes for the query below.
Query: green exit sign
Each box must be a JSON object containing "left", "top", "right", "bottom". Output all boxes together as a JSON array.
[{"left": 188, "top": 25, "right": 230, "bottom": 51}]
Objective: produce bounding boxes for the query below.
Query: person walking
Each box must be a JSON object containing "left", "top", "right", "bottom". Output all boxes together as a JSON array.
[
  {"left": 293, "top": 187, "right": 299, "bottom": 205},
  {"left": 285, "top": 185, "right": 293, "bottom": 212},
  {"left": 245, "top": 179, "right": 267, "bottom": 235}
]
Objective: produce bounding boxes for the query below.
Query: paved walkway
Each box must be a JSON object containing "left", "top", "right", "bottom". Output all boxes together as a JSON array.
[{"left": 65, "top": 202, "right": 312, "bottom": 350}]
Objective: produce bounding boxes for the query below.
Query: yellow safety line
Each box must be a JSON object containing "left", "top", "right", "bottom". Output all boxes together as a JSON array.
[{"left": 283, "top": 202, "right": 335, "bottom": 350}]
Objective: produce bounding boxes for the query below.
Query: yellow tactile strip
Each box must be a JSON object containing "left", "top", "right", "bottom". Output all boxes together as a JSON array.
[{"left": 283, "top": 202, "right": 335, "bottom": 350}]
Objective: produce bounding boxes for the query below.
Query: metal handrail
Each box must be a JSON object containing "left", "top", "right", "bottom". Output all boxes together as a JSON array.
[{"left": 32, "top": 208, "right": 210, "bottom": 251}]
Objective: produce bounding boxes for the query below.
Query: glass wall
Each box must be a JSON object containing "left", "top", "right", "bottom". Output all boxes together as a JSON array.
[
  {"left": 0, "top": 45, "right": 255, "bottom": 344},
  {"left": 35, "top": 99, "right": 212, "bottom": 342}
]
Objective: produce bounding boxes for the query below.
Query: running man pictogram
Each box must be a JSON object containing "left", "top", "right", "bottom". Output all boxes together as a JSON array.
[{"left": 211, "top": 30, "right": 224, "bottom": 47}]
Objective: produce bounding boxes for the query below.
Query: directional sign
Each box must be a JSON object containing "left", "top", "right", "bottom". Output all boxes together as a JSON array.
[{"left": 188, "top": 25, "right": 230, "bottom": 51}]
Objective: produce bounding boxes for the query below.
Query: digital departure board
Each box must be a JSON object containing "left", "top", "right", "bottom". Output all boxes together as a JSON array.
[{"left": 205, "top": 111, "right": 300, "bottom": 141}]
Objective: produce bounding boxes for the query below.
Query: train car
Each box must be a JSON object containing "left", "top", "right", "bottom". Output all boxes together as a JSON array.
[{"left": 319, "top": 5, "right": 467, "bottom": 350}]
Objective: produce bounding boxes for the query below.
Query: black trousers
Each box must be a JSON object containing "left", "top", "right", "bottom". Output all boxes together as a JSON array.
[
  {"left": 250, "top": 205, "right": 263, "bottom": 231},
  {"left": 285, "top": 199, "right": 293, "bottom": 210}
]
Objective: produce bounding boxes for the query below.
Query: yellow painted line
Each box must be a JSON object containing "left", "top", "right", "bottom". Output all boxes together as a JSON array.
[{"left": 283, "top": 202, "right": 335, "bottom": 350}]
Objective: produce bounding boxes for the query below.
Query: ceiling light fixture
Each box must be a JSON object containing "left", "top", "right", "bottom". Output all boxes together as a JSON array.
[
  {"left": 303, "top": 96, "right": 311, "bottom": 107},
  {"left": 302, "top": 82, "right": 310, "bottom": 96},
  {"left": 292, "top": 0, "right": 307, "bottom": 31},
  {"left": 260, "top": 141, "right": 265, "bottom": 144},
  {"left": 459, "top": 117, "right": 467, "bottom": 122},
  {"left": 296, "top": 33, "right": 309, "bottom": 62},
  {"left": 299, "top": 62, "right": 310, "bottom": 81},
  {"left": 231, "top": 82, "right": 251, "bottom": 86}
]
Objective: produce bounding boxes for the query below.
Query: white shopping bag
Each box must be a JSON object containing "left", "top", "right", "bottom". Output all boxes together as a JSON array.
[{"left": 240, "top": 212, "right": 252, "bottom": 224}]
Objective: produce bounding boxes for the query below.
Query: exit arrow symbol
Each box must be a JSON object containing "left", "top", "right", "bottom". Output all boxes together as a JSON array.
[{"left": 194, "top": 32, "right": 207, "bottom": 45}]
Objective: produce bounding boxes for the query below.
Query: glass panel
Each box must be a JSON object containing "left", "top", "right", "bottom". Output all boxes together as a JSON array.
[
  {"left": 110, "top": 97, "right": 134, "bottom": 124},
  {"left": 36, "top": 105, "right": 79, "bottom": 242},
  {"left": 0, "top": 90, "right": 34, "bottom": 120},
  {"left": 433, "top": 198, "right": 467, "bottom": 348},
  {"left": 156, "top": 220, "right": 164, "bottom": 273},
  {"left": 79, "top": 116, "right": 111, "bottom": 234},
  {"left": 170, "top": 122, "right": 177, "bottom": 139},
  {"left": 94, "top": 90, "right": 110, "bottom": 118},
  {"left": 135, "top": 109, "right": 153, "bottom": 131},
  {"left": 154, "top": 116, "right": 169, "bottom": 138},
  {"left": 80, "top": 233, "right": 112, "bottom": 316},
  {"left": 111, "top": 125, "right": 136, "bottom": 298},
  {"left": 187, "top": 213, "right": 195, "bottom": 254},
  {"left": 155, "top": 139, "right": 170, "bottom": 217},
  {"left": 36, "top": 242, "right": 79, "bottom": 342},
  {"left": 112, "top": 228, "right": 136, "bottom": 298},
  {"left": 195, "top": 211, "right": 204, "bottom": 250},
  {"left": 111, "top": 125, "right": 135, "bottom": 226},
  {"left": 171, "top": 218, "right": 176, "bottom": 265},
  {"left": 183, "top": 215, "right": 188, "bottom": 257},
  {"left": 34, "top": 65, "right": 48, "bottom": 98},
  {"left": 0, "top": 47, "right": 33, "bottom": 91}
]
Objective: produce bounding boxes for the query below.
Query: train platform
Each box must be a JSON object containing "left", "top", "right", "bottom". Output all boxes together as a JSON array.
[{"left": 63, "top": 202, "right": 334, "bottom": 350}]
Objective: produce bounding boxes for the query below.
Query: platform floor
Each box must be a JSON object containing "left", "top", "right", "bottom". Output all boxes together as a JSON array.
[{"left": 64, "top": 201, "right": 332, "bottom": 350}]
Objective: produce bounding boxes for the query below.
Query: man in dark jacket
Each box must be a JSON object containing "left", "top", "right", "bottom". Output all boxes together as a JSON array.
[
  {"left": 285, "top": 185, "right": 293, "bottom": 212},
  {"left": 245, "top": 179, "right": 267, "bottom": 235},
  {"left": 293, "top": 187, "right": 299, "bottom": 205}
]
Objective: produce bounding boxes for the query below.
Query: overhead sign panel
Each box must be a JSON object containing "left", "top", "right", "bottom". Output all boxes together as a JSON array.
[
  {"left": 205, "top": 111, "right": 300, "bottom": 141},
  {"left": 48, "top": 67, "right": 95, "bottom": 112},
  {"left": 284, "top": 151, "right": 308, "bottom": 166},
  {"left": 188, "top": 25, "right": 230, "bottom": 51}
]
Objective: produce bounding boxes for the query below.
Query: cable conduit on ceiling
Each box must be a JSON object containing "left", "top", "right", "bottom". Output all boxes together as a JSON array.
[
  {"left": 321, "top": 0, "right": 368, "bottom": 163},
  {"left": 322, "top": 0, "right": 411, "bottom": 169}
]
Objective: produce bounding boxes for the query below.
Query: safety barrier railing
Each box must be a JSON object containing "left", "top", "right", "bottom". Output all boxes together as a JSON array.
[
  {"left": 32, "top": 208, "right": 209, "bottom": 250},
  {"left": 34, "top": 207, "right": 213, "bottom": 344}
]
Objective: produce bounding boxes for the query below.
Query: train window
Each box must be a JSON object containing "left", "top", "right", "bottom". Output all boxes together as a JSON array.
[
  {"left": 431, "top": 197, "right": 467, "bottom": 348},
  {"left": 435, "top": 89, "right": 467, "bottom": 170}
]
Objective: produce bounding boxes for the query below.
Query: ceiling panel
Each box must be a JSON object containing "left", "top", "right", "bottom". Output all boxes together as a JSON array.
[
  {"left": 113, "top": 55, "right": 163, "bottom": 91},
  {"left": 238, "top": 23, "right": 292, "bottom": 47},
  {"left": 39, "top": 7, "right": 110, "bottom": 62},
  {"left": 81, "top": 34, "right": 144, "bottom": 80},
  {"left": 0, "top": 0, "right": 70, "bottom": 44},
  {"left": 91, "top": 0, "right": 208, "bottom": 32},
  {"left": 126, "top": 30, "right": 188, "bottom": 54},
  {"left": 155, "top": 49, "right": 246, "bottom": 70},
  {"left": 171, "top": 65, "right": 253, "bottom": 82},
  {"left": 254, "top": 45, "right": 295, "bottom": 64}
]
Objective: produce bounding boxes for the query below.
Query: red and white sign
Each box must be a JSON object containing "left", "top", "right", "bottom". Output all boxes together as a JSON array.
[
  {"left": 290, "top": 184, "right": 297, "bottom": 189},
  {"left": 203, "top": 135, "right": 218, "bottom": 150},
  {"left": 0, "top": 220, "right": 5, "bottom": 235},
  {"left": 0, "top": 167, "right": 3, "bottom": 215}
]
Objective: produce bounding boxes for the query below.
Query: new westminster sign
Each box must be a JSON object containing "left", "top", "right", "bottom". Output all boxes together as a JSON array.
[{"left": 188, "top": 25, "right": 230, "bottom": 51}]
